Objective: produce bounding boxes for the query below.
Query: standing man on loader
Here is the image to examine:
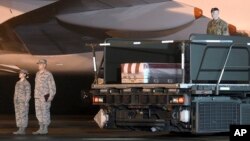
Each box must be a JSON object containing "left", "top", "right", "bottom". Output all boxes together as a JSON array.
[{"left": 207, "top": 7, "right": 229, "bottom": 35}]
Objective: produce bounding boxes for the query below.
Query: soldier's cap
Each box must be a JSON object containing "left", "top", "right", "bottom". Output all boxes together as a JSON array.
[
  {"left": 211, "top": 7, "right": 219, "bottom": 13},
  {"left": 19, "top": 69, "right": 29, "bottom": 75},
  {"left": 37, "top": 59, "right": 47, "bottom": 64}
]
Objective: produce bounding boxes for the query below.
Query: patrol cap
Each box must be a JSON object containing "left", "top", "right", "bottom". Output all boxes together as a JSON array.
[
  {"left": 37, "top": 59, "right": 47, "bottom": 64},
  {"left": 19, "top": 69, "right": 29, "bottom": 75},
  {"left": 211, "top": 7, "right": 219, "bottom": 13}
]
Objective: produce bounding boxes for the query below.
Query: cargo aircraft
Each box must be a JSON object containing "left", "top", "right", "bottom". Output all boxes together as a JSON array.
[{"left": 0, "top": 0, "right": 249, "bottom": 75}]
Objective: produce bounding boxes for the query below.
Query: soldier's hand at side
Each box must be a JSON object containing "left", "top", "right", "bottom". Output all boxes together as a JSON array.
[{"left": 47, "top": 96, "right": 53, "bottom": 102}]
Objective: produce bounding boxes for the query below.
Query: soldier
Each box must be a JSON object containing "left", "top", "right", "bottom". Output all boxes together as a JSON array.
[
  {"left": 207, "top": 7, "right": 229, "bottom": 35},
  {"left": 33, "top": 59, "right": 56, "bottom": 135},
  {"left": 13, "top": 69, "right": 31, "bottom": 135}
]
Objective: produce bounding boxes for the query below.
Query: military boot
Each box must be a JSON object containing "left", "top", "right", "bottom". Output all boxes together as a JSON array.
[
  {"left": 32, "top": 123, "right": 43, "bottom": 135},
  {"left": 40, "top": 125, "right": 48, "bottom": 135},
  {"left": 13, "top": 128, "right": 21, "bottom": 135},
  {"left": 18, "top": 127, "right": 26, "bottom": 135}
]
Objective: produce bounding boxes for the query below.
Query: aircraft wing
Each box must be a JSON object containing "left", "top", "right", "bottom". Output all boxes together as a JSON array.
[
  {"left": 0, "top": 0, "right": 58, "bottom": 24},
  {"left": 57, "top": 1, "right": 202, "bottom": 31},
  {"left": 56, "top": 1, "right": 203, "bottom": 39}
]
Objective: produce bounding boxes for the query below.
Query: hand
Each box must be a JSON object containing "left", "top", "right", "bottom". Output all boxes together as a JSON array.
[{"left": 47, "top": 96, "right": 53, "bottom": 102}]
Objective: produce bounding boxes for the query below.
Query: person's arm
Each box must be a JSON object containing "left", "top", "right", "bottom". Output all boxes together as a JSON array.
[
  {"left": 13, "top": 83, "right": 18, "bottom": 104},
  {"left": 206, "top": 21, "right": 211, "bottom": 34},
  {"left": 222, "top": 23, "right": 229, "bottom": 35},
  {"left": 25, "top": 82, "right": 31, "bottom": 106},
  {"left": 47, "top": 73, "right": 56, "bottom": 102}
]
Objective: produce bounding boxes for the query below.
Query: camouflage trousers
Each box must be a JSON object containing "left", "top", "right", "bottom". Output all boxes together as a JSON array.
[
  {"left": 35, "top": 98, "right": 51, "bottom": 126},
  {"left": 14, "top": 102, "right": 29, "bottom": 128}
]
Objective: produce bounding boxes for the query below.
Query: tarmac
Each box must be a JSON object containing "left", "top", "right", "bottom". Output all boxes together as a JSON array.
[{"left": 0, "top": 115, "right": 230, "bottom": 141}]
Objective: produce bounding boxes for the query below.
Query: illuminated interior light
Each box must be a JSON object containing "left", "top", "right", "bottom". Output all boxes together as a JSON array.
[
  {"left": 99, "top": 43, "right": 111, "bottom": 46},
  {"left": 133, "top": 42, "right": 141, "bottom": 45},
  {"left": 192, "top": 40, "right": 233, "bottom": 43},
  {"left": 161, "top": 40, "right": 174, "bottom": 44}
]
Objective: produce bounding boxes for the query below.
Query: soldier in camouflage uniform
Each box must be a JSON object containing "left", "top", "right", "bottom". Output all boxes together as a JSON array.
[
  {"left": 13, "top": 69, "right": 31, "bottom": 135},
  {"left": 207, "top": 7, "right": 229, "bottom": 35},
  {"left": 33, "top": 59, "right": 56, "bottom": 135}
]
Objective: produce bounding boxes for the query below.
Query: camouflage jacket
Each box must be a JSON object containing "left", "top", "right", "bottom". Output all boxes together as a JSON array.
[
  {"left": 14, "top": 79, "right": 31, "bottom": 103},
  {"left": 207, "top": 18, "right": 229, "bottom": 35},
  {"left": 34, "top": 70, "right": 56, "bottom": 99}
]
